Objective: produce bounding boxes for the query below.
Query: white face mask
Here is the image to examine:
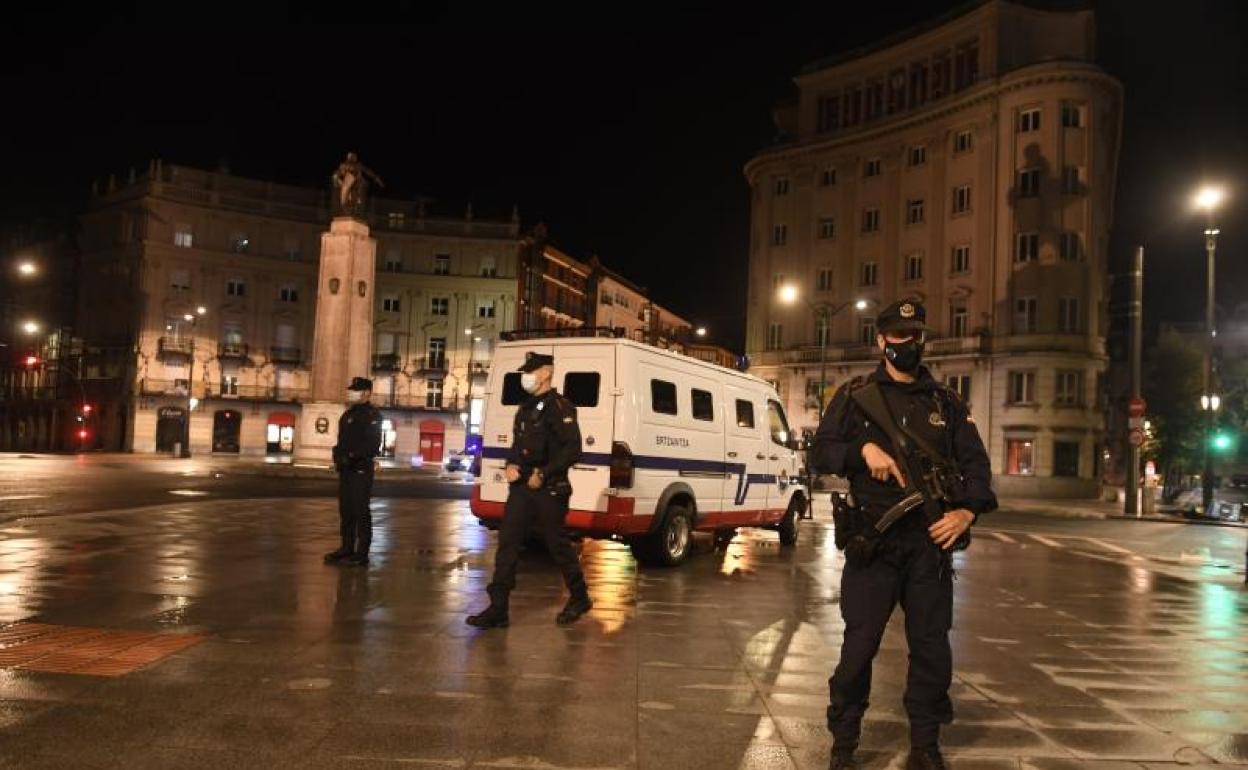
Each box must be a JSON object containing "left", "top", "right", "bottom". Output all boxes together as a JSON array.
[
  {"left": 520, "top": 372, "right": 540, "bottom": 394},
  {"left": 346, "top": 390, "right": 363, "bottom": 404}
]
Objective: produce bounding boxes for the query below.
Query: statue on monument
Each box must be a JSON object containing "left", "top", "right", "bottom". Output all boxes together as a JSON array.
[{"left": 331, "top": 152, "right": 385, "bottom": 218}]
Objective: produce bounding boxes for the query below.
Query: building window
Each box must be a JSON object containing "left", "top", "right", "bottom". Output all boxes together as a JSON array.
[
  {"left": 1053, "top": 440, "right": 1080, "bottom": 477},
  {"left": 908, "top": 145, "right": 927, "bottom": 167},
  {"left": 1008, "top": 371, "right": 1036, "bottom": 404},
  {"left": 1014, "top": 298, "right": 1037, "bottom": 333},
  {"left": 952, "top": 244, "right": 971, "bottom": 274},
  {"left": 221, "top": 375, "right": 239, "bottom": 397},
  {"left": 772, "top": 224, "right": 788, "bottom": 246},
  {"left": 820, "top": 167, "right": 837, "bottom": 186},
  {"left": 954, "top": 130, "right": 973, "bottom": 154},
  {"left": 817, "top": 95, "right": 841, "bottom": 133},
  {"left": 931, "top": 53, "right": 951, "bottom": 98},
  {"left": 434, "top": 254, "right": 450, "bottom": 275},
  {"left": 861, "top": 208, "right": 881, "bottom": 233},
  {"left": 864, "top": 158, "right": 882, "bottom": 178},
  {"left": 1061, "top": 102, "right": 1084, "bottom": 128},
  {"left": 1018, "top": 168, "right": 1041, "bottom": 197},
  {"left": 905, "top": 253, "right": 923, "bottom": 282},
  {"left": 477, "top": 301, "right": 496, "bottom": 319},
  {"left": 174, "top": 226, "right": 193, "bottom": 248},
  {"left": 946, "top": 374, "right": 971, "bottom": 405},
  {"left": 1059, "top": 232, "right": 1082, "bottom": 261},
  {"left": 816, "top": 316, "right": 830, "bottom": 347},
  {"left": 952, "top": 185, "right": 972, "bottom": 214},
  {"left": 170, "top": 269, "right": 191, "bottom": 292},
  {"left": 384, "top": 251, "right": 402, "bottom": 272},
  {"left": 775, "top": 178, "right": 790, "bottom": 196},
  {"left": 427, "top": 338, "right": 446, "bottom": 369},
  {"left": 1018, "top": 107, "right": 1041, "bottom": 133},
  {"left": 859, "top": 261, "right": 878, "bottom": 287},
  {"left": 767, "top": 322, "right": 783, "bottom": 351},
  {"left": 1006, "top": 438, "right": 1035, "bottom": 475},
  {"left": 906, "top": 199, "right": 925, "bottom": 225},
  {"left": 1056, "top": 370, "right": 1084, "bottom": 406},
  {"left": 772, "top": 273, "right": 786, "bottom": 290},
  {"left": 816, "top": 268, "right": 833, "bottom": 292},
  {"left": 283, "top": 236, "right": 301, "bottom": 261},
  {"left": 819, "top": 218, "right": 836, "bottom": 240},
  {"left": 279, "top": 285, "right": 298, "bottom": 303},
  {"left": 231, "top": 233, "right": 250, "bottom": 253},
  {"left": 226, "top": 279, "right": 246, "bottom": 298},
  {"left": 426, "top": 378, "right": 444, "bottom": 409},
  {"left": 481, "top": 255, "right": 497, "bottom": 277},
  {"left": 951, "top": 304, "right": 968, "bottom": 337},
  {"left": 1062, "top": 166, "right": 1082, "bottom": 195},
  {"left": 859, "top": 317, "right": 877, "bottom": 345},
  {"left": 383, "top": 295, "right": 401, "bottom": 313},
  {"left": 909, "top": 62, "right": 929, "bottom": 108},
  {"left": 1015, "top": 233, "right": 1039, "bottom": 263},
  {"left": 1058, "top": 297, "right": 1080, "bottom": 333},
  {"left": 954, "top": 40, "right": 979, "bottom": 90},
  {"left": 431, "top": 297, "right": 449, "bottom": 316}
]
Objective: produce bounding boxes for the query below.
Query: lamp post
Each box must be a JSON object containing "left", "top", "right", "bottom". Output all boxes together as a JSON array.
[
  {"left": 1194, "top": 186, "right": 1223, "bottom": 514},
  {"left": 181, "top": 306, "right": 207, "bottom": 458},
  {"left": 777, "top": 285, "right": 869, "bottom": 416}
]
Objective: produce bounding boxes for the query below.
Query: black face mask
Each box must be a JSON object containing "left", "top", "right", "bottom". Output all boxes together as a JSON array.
[{"left": 884, "top": 337, "right": 924, "bottom": 373}]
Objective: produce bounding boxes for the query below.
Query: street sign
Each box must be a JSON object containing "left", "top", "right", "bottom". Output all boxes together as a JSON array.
[
  {"left": 1128, "top": 428, "right": 1145, "bottom": 448},
  {"left": 1128, "top": 397, "right": 1146, "bottom": 418}
]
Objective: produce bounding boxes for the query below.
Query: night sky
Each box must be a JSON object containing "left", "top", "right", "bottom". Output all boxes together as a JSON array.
[{"left": 3, "top": 2, "right": 1247, "bottom": 352}]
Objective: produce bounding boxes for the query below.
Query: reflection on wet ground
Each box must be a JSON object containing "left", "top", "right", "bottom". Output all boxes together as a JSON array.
[{"left": 0, "top": 497, "right": 1246, "bottom": 768}]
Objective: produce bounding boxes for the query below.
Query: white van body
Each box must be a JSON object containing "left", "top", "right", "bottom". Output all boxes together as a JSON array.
[{"left": 470, "top": 337, "right": 807, "bottom": 565}]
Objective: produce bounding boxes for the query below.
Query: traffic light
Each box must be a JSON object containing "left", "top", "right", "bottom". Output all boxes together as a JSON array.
[
  {"left": 23, "top": 355, "right": 38, "bottom": 368},
  {"left": 82, "top": 404, "right": 94, "bottom": 415},
  {"left": 1211, "top": 430, "right": 1235, "bottom": 453},
  {"left": 77, "top": 429, "right": 89, "bottom": 441}
]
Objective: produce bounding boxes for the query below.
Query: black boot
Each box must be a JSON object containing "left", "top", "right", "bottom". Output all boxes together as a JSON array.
[
  {"left": 323, "top": 546, "right": 352, "bottom": 565},
  {"left": 340, "top": 553, "right": 370, "bottom": 567},
  {"left": 466, "top": 589, "right": 510, "bottom": 629},
  {"left": 906, "top": 747, "right": 946, "bottom": 770},
  {"left": 828, "top": 746, "right": 858, "bottom": 770},
  {"left": 556, "top": 592, "right": 593, "bottom": 625}
]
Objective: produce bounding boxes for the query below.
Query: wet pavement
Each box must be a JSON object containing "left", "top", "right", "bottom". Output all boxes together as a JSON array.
[{"left": 1, "top": 495, "right": 1247, "bottom": 769}]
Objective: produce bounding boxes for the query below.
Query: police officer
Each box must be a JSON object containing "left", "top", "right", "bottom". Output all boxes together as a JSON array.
[
  {"left": 467, "top": 352, "right": 593, "bottom": 628},
  {"left": 324, "top": 377, "right": 383, "bottom": 568},
  {"left": 813, "top": 299, "right": 996, "bottom": 770}
]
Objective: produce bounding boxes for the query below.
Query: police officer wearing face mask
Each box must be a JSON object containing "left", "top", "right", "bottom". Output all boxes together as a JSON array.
[
  {"left": 324, "top": 377, "right": 383, "bottom": 567},
  {"left": 813, "top": 300, "right": 996, "bottom": 770},
  {"left": 467, "top": 352, "right": 593, "bottom": 628}
]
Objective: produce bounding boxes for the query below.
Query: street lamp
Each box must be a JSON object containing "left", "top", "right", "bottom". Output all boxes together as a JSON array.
[
  {"left": 1194, "top": 185, "right": 1225, "bottom": 514},
  {"left": 17, "top": 262, "right": 37, "bottom": 277},
  {"left": 21, "top": 321, "right": 40, "bottom": 335},
  {"left": 777, "top": 285, "right": 870, "bottom": 416},
  {"left": 180, "top": 306, "right": 207, "bottom": 458},
  {"left": 695, "top": 326, "right": 708, "bottom": 338}
]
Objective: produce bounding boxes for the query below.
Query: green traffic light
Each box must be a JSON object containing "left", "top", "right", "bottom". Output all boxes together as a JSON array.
[{"left": 1211, "top": 432, "right": 1233, "bottom": 452}]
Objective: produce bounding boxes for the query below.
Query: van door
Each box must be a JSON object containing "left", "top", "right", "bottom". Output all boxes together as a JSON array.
[
  {"left": 765, "top": 398, "right": 801, "bottom": 518},
  {"left": 479, "top": 343, "right": 553, "bottom": 505},
  {"left": 552, "top": 344, "right": 614, "bottom": 514},
  {"left": 722, "top": 384, "right": 769, "bottom": 524}
]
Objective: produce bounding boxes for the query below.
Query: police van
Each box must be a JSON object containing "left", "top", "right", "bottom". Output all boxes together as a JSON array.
[{"left": 470, "top": 336, "right": 807, "bottom": 566}]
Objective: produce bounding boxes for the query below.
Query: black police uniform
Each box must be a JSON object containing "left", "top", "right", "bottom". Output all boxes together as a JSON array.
[
  {"left": 327, "top": 378, "right": 383, "bottom": 566},
  {"left": 469, "top": 353, "right": 592, "bottom": 627},
  {"left": 812, "top": 300, "right": 996, "bottom": 760}
]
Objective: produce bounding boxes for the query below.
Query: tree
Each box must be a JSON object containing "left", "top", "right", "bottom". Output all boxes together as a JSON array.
[{"left": 1143, "top": 332, "right": 1204, "bottom": 496}]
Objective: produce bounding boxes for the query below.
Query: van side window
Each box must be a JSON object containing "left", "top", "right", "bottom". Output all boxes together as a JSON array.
[
  {"left": 651, "top": 379, "right": 678, "bottom": 415},
  {"left": 735, "top": 399, "right": 755, "bottom": 429},
  {"left": 501, "top": 372, "right": 526, "bottom": 405},
  {"left": 767, "top": 400, "right": 792, "bottom": 446},
  {"left": 691, "top": 389, "right": 714, "bottom": 421},
  {"left": 564, "top": 372, "right": 600, "bottom": 407}
]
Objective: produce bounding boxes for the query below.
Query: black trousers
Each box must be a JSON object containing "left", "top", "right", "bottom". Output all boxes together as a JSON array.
[
  {"left": 828, "top": 523, "right": 953, "bottom": 749},
  {"left": 337, "top": 468, "right": 374, "bottom": 555},
  {"left": 488, "top": 485, "right": 587, "bottom": 599}
]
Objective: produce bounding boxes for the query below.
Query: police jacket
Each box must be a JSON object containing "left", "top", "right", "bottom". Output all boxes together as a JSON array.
[
  {"left": 506, "top": 389, "right": 582, "bottom": 488},
  {"left": 333, "top": 402, "right": 383, "bottom": 471},
  {"left": 812, "top": 363, "right": 996, "bottom": 518}
]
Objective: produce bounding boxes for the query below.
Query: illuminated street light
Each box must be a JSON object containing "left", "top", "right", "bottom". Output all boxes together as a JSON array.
[
  {"left": 21, "top": 321, "right": 39, "bottom": 335},
  {"left": 1201, "top": 394, "right": 1221, "bottom": 411},
  {"left": 778, "top": 284, "right": 799, "bottom": 304},
  {"left": 1194, "top": 186, "right": 1224, "bottom": 211},
  {"left": 695, "top": 326, "right": 707, "bottom": 338},
  {"left": 855, "top": 299, "right": 868, "bottom": 311},
  {"left": 17, "top": 262, "right": 37, "bottom": 277}
]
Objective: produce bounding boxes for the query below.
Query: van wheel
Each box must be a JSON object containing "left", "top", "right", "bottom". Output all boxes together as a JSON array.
[
  {"left": 778, "top": 497, "right": 802, "bottom": 547},
  {"left": 630, "top": 505, "right": 694, "bottom": 567}
]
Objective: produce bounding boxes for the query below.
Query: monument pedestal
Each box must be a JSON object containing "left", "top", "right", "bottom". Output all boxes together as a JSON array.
[{"left": 293, "top": 216, "right": 376, "bottom": 464}]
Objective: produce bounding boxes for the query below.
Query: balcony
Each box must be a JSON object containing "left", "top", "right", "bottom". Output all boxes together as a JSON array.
[
  {"left": 372, "top": 353, "right": 402, "bottom": 372},
  {"left": 208, "top": 384, "right": 309, "bottom": 402},
  {"left": 417, "top": 355, "right": 447, "bottom": 375},
  {"left": 468, "top": 361, "right": 490, "bottom": 380},
  {"left": 269, "top": 346, "right": 303, "bottom": 365},
  {"left": 218, "top": 342, "right": 250, "bottom": 361},
  {"left": 157, "top": 336, "right": 194, "bottom": 359}
]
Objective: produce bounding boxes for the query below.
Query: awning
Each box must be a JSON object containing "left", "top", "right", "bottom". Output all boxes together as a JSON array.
[{"left": 267, "top": 412, "right": 296, "bottom": 427}]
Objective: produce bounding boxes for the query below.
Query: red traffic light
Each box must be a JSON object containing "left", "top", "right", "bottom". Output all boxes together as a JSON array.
[
  {"left": 77, "top": 429, "right": 89, "bottom": 440},
  {"left": 23, "top": 355, "right": 38, "bottom": 367},
  {"left": 82, "top": 404, "right": 94, "bottom": 415}
]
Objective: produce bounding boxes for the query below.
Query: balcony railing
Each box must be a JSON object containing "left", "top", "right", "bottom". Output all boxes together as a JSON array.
[
  {"left": 218, "top": 342, "right": 250, "bottom": 360},
  {"left": 372, "top": 353, "right": 401, "bottom": 372},
  {"left": 269, "top": 346, "right": 303, "bottom": 365},
  {"left": 418, "top": 355, "right": 447, "bottom": 374},
  {"left": 158, "top": 336, "right": 194, "bottom": 358}
]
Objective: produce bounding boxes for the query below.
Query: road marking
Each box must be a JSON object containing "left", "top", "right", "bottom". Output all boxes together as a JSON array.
[
  {"left": 0, "top": 494, "right": 46, "bottom": 501},
  {"left": 1080, "top": 537, "right": 1134, "bottom": 555},
  {"left": 168, "top": 489, "right": 209, "bottom": 497},
  {"left": 989, "top": 532, "right": 1017, "bottom": 544},
  {"left": 1028, "top": 533, "right": 1063, "bottom": 548}
]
